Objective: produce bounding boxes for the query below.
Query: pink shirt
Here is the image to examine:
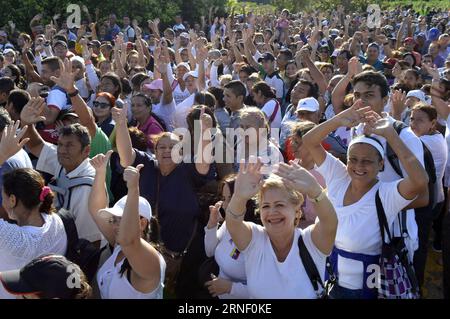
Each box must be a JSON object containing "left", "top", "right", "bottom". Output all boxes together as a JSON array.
[{"left": 138, "top": 116, "right": 164, "bottom": 151}]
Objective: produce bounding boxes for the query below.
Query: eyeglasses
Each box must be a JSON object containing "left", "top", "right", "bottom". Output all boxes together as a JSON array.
[
  {"left": 93, "top": 101, "right": 111, "bottom": 109},
  {"left": 108, "top": 216, "right": 121, "bottom": 225}
]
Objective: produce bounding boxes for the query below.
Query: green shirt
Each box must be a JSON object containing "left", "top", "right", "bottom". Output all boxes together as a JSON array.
[{"left": 89, "top": 126, "right": 113, "bottom": 202}]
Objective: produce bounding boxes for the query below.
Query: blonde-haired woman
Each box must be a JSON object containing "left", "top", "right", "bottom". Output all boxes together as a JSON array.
[{"left": 225, "top": 158, "right": 338, "bottom": 298}]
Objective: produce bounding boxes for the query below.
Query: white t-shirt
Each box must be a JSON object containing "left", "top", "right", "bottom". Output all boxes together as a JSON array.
[
  {"left": 316, "top": 153, "right": 413, "bottom": 290},
  {"left": 261, "top": 99, "right": 282, "bottom": 130},
  {"left": 97, "top": 245, "right": 165, "bottom": 299},
  {"left": 353, "top": 120, "right": 424, "bottom": 257},
  {"left": 173, "top": 93, "right": 195, "bottom": 129},
  {"left": 204, "top": 222, "right": 248, "bottom": 299},
  {"left": 263, "top": 72, "right": 285, "bottom": 100},
  {"left": 46, "top": 86, "right": 71, "bottom": 111},
  {"left": 152, "top": 99, "right": 177, "bottom": 132},
  {"left": 173, "top": 83, "right": 191, "bottom": 106},
  {"left": 242, "top": 223, "right": 326, "bottom": 299},
  {"left": 420, "top": 133, "right": 448, "bottom": 203},
  {"left": 0, "top": 213, "right": 67, "bottom": 298}
]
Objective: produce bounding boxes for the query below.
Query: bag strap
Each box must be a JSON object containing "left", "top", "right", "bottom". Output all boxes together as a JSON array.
[
  {"left": 385, "top": 121, "right": 407, "bottom": 178},
  {"left": 375, "top": 190, "right": 392, "bottom": 244},
  {"left": 268, "top": 99, "right": 280, "bottom": 124},
  {"left": 298, "top": 234, "right": 324, "bottom": 293},
  {"left": 58, "top": 209, "right": 79, "bottom": 248}
]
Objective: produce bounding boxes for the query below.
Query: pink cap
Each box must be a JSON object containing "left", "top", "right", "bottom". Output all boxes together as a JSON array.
[{"left": 144, "top": 79, "right": 164, "bottom": 91}]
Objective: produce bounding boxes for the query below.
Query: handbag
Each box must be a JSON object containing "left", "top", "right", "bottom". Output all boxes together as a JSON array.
[
  {"left": 375, "top": 190, "right": 420, "bottom": 299},
  {"left": 298, "top": 234, "right": 336, "bottom": 299}
]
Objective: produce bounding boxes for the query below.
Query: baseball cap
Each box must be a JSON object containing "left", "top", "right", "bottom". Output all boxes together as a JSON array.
[
  {"left": 404, "top": 37, "right": 415, "bottom": 44},
  {"left": 406, "top": 89, "right": 427, "bottom": 102},
  {"left": 144, "top": 79, "right": 164, "bottom": 91},
  {"left": 258, "top": 52, "right": 275, "bottom": 62},
  {"left": 102, "top": 195, "right": 152, "bottom": 221},
  {"left": 126, "top": 42, "right": 134, "bottom": 50},
  {"left": 296, "top": 97, "right": 320, "bottom": 112},
  {"left": 329, "top": 29, "right": 339, "bottom": 37},
  {"left": 182, "top": 71, "right": 198, "bottom": 82},
  {"left": 0, "top": 30, "right": 7, "bottom": 37},
  {"left": 0, "top": 254, "right": 85, "bottom": 299},
  {"left": 59, "top": 111, "right": 80, "bottom": 121},
  {"left": 416, "top": 32, "right": 426, "bottom": 39},
  {"left": 176, "top": 62, "right": 191, "bottom": 72},
  {"left": 2, "top": 48, "right": 15, "bottom": 56}
]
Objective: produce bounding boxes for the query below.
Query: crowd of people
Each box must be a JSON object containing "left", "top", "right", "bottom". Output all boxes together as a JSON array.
[{"left": 0, "top": 4, "right": 449, "bottom": 299}]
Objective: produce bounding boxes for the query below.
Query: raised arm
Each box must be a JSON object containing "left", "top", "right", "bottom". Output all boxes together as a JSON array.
[
  {"left": 156, "top": 48, "right": 174, "bottom": 105},
  {"left": 195, "top": 107, "right": 213, "bottom": 175},
  {"left": 111, "top": 103, "right": 136, "bottom": 167},
  {"left": 88, "top": 151, "right": 115, "bottom": 246},
  {"left": 303, "top": 100, "right": 371, "bottom": 166},
  {"left": 19, "top": 97, "right": 47, "bottom": 157},
  {"left": 50, "top": 59, "right": 97, "bottom": 138},
  {"left": 226, "top": 159, "right": 263, "bottom": 251},
  {"left": 331, "top": 57, "right": 361, "bottom": 113},
  {"left": 118, "top": 165, "right": 162, "bottom": 286},
  {"left": 300, "top": 48, "right": 328, "bottom": 95},
  {"left": 0, "top": 121, "right": 30, "bottom": 166},
  {"left": 364, "top": 113, "right": 428, "bottom": 199},
  {"left": 196, "top": 47, "right": 208, "bottom": 91},
  {"left": 275, "top": 162, "right": 337, "bottom": 255}
]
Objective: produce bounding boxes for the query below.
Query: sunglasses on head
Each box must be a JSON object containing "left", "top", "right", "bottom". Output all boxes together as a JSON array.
[{"left": 93, "top": 101, "right": 111, "bottom": 109}]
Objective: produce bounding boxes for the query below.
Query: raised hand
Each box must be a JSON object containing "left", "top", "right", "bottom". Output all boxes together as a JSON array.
[
  {"left": 274, "top": 162, "right": 323, "bottom": 198},
  {"left": 111, "top": 101, "right": 128, "bottom": 126},
  {"left": 207, "top": 201, "right": 224, "bottom": 229},
  {"left": 0, "top": 121, "right": 30, "bottom": 164},
  {"left": 22, "top": 39, "right": 32, "bottom": 55},
  {"left": 123, "top": 164, "right": 144, "bottom": 188},
  {"left": 347, "top": 56, "right": 362, "bottom": 77},
  {"left": 50, "top": 59, "right": 77, "bottom": 94},
  {"left": 362, "top": 111, "right": 395, "bottom": 138},
  {"left": 234, "top": 157, "right": 264, "bottom": 201},
  {"left": 20, "top": 97, "right": 47, "bottom": 125},
  {"left": 90, "top": 150, "right": 113, "bottom": 173},
  {"left": 335, "top": 99, "right": 372, "bottom": 128},
  {"left": 200, "top": 106, "right": 213, "bottom": 132},
  {"left": 391, "top": 89, "right": 407, "bottom": 117}
]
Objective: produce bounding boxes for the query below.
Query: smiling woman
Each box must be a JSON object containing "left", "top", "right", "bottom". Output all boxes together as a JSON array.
[{"left": 302, "top": 101, "right": 428, "bottom": 299}]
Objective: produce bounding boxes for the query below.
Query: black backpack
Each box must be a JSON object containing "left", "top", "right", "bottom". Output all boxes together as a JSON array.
[
  {"left": 386, "top": 121, "right": 438, "bottom": 210},
  {"left": 58, "top": 209, "right": 105, "bottom": 282}
]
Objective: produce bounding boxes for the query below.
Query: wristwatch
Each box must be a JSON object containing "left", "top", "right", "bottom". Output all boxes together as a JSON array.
[
  {"left": 68, "top": 89, "right": 79, "bottom": 98},
  {"left": 308, "top": 188, "right": 327, "bottom": 203}
]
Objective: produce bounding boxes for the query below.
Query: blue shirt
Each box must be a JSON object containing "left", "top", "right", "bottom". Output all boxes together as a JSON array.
[
  {"left": 133, "top": 150, "right": 213, "bottom": 252},
  {"left": 359, "top": 56, "right": 384, "bottom": 72}
]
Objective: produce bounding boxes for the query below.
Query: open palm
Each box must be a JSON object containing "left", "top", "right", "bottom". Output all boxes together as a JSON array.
[
  {"left": 50, "top": 59, "right": 77, "bottom": 93},
  {"left": 20, "top": 97, "right": 47, "bottom": 125},
  {"left": 234, "top": 157, "right": 263, "bottom": 201}
]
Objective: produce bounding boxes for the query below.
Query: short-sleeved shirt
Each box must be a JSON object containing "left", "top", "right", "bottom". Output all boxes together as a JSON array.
[
  {"left": 243, "top": 223, "right": 326, "bottom": 299},
  {"left": 133, "top": 150, "right": 213, "bottom": 252},
  {"left": 36, "top": 143, "right": 102, "bottom": 242},
  {"left": 263, "top": 71, "right": 285, "bottom": 100},
  {"left": 89, "top": 126, "right": 113, "bottom": 201},
  {"left": 316, "top": 152, "right": 413, "bottom": 289}
]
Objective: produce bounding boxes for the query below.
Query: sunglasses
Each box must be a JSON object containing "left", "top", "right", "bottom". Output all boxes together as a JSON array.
[{"left": 93, "top": 101, "right": 111, "bottom": 109}]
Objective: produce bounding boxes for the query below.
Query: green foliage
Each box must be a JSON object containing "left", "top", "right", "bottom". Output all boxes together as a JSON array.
[{"left": 0, "top": 0, "right": 228, "bottom": 33}]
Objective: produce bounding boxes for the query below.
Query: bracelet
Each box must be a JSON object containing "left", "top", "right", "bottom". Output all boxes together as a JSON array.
[
  {"left": 68, "top": 89, "right": 79, "bottom": 98},
  {"left": 226, "top": 207, "right": 246, "bottom": 219},
  {"left": 307, "top": 188, "right": 327, "bottom": 203}
]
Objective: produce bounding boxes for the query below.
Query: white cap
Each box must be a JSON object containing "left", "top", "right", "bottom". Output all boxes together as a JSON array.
[
  {"left": 349, "top": 135, "right": 385, "bottom": 159},
  {"left": 103, "top": 195, "right": 152, "bottom": 221},
  {"left": 183, "top": 70, "right": 198, "bottom": 82},
  {"left": 3, "top": 48, "right": 15, "bottom": 56},
  {"left": 176, "top": 62, "right": 191, "bottom": 72},
  {"left": 406, "top": 90, "right": 427, "bottom": 103},
  {"left": 296, "top": 97, "right": 320, "bottom": 112}
]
